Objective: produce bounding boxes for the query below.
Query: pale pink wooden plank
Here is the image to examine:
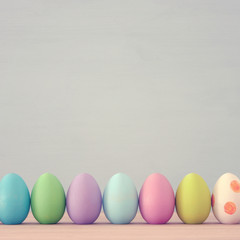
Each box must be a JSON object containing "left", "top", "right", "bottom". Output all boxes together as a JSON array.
[{"left": 0, "top": 212, "right": 239, "bottom": 240}]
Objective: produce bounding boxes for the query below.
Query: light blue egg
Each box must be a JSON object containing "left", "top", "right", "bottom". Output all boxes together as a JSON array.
[
  {"left": 103, "top": 173, "right": 138, "bottom": 224},
  {"left": 0, "top": 173, "right": 30, "bottom": 224}
]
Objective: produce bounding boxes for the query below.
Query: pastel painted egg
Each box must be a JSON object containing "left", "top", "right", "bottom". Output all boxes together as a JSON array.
[
  {"left": 176, "top": 173, "right": 211, "bottom": 224},
  {"left": 67, "top": 173, "right": 102, "bottom": 224},
  {"left": 0, "top": 173, "right": 30, "bottom": 224},
  {"left": 212, "top": 173, "right": 240, "bottom": 224},
  {"left": 139, "top": 173, "right": 175, "bottom": 224},
  {"left": 103, "top": 173, "right": 138, "bottom": 224},
  {"left": 31, "top": 173, "right": 66, "bottom": 224}
]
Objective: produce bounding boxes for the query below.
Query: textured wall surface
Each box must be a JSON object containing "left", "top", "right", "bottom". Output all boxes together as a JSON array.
[{"left": 0, "top": 0, "right": 240, "bottom": 192}]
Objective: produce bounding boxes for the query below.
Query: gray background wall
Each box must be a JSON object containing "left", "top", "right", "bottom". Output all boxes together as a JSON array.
[{"left": 0, "top": 0, "right": 240, "bottom": 192}]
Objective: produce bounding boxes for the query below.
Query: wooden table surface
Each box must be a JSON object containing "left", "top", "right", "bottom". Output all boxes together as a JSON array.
[{"left": 1, "top": 212, "right": 239, "bottom": 240}]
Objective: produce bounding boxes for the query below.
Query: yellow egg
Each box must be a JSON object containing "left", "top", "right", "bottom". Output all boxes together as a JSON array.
[{"left": 176, "top": 173, "right": 211, "bottom": 224}]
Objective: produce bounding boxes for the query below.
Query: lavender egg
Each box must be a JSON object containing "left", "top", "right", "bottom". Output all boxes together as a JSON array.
[{"left": 66, "top": 173, "right": 102, "bottom": 224}]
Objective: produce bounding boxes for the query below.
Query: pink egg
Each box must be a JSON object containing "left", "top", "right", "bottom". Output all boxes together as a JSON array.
[{"left": 139, "top": 173, "right": 175, "bottom": 224}]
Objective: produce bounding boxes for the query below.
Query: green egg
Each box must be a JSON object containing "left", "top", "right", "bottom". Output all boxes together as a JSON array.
[
  {"left": 176, "top": 173, "right": 211, "bottom": 224},
  {"left": 31, "top": 173, "right": 65, "bottom": 224}
]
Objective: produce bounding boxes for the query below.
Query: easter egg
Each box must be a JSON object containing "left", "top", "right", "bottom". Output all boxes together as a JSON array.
[
  {"left": 176, "top": 173, "right": 211, "bottom": 224},
  {"left": 0, "top": 173, "right": 30, "bottom": 224},
  {"left": 139, "top": 173, "right": 175, "bottom": 224},
  {"left": 31, "top": 173, "right": 65, "bottom": 224},
  {"left": 103, "top": 173, "right": 138, "bottom": 224},
  {"left": 212, "top": 173, "right": 240, "bottom": 224},
  {"left": 67, "top": 173, "right": 102, "bottom": 224}
]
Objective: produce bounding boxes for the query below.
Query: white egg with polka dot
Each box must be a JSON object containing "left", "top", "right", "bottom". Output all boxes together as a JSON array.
[{"left": 212, "top": 173, "right": 240, "bottom": 224}]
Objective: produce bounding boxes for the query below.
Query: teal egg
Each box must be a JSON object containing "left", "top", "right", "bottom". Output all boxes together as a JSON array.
[
  {"left": 103, "top": 173, "right": 138, "bottom": 224},
  {"left": 0, "top": 173, "right": 30, "bottom": 224}
]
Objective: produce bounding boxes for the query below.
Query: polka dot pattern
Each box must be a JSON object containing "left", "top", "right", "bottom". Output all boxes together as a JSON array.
[
  {"left": 224, "top": 202, "right": 236, "bottom": 215},
  {"left": 211, "top": 194, "right": 215, "bottom": 207},
  {"left": 230, "top": 180, "right": 240, "bottom": 193}
]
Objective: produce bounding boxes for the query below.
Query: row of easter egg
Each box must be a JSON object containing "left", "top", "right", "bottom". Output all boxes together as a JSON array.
[{"left": 0, "top": 172, "right": 239, "bottom": 225}]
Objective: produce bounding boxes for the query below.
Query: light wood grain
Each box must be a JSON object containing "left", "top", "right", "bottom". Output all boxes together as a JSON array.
[{"left": 1, "top": 212, "right": 239, "bottom": 240}]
